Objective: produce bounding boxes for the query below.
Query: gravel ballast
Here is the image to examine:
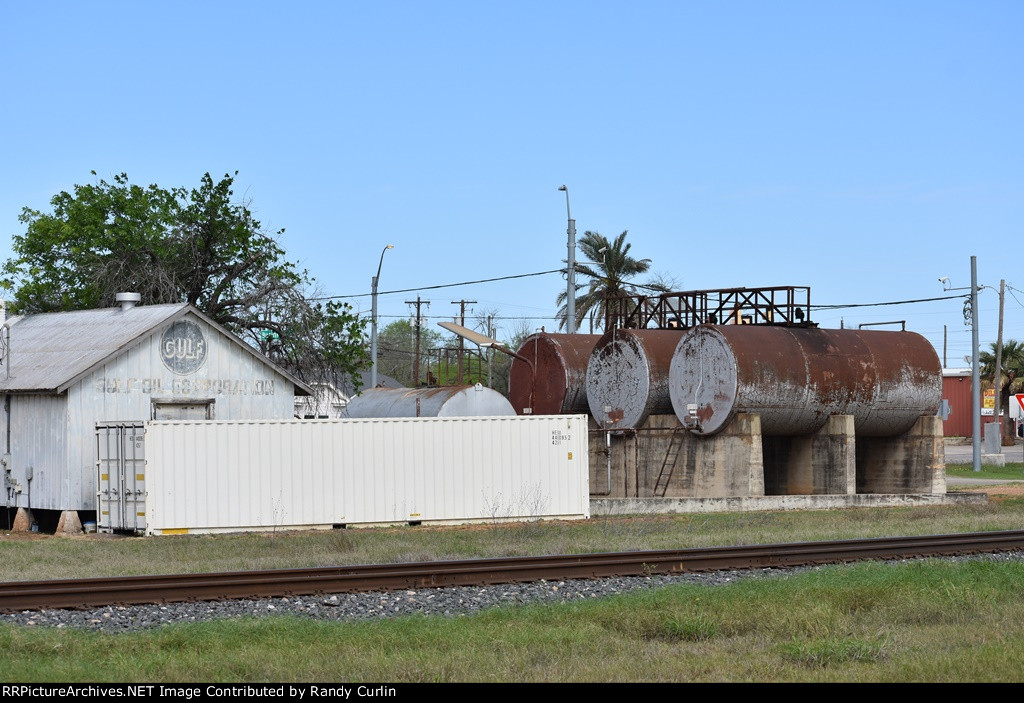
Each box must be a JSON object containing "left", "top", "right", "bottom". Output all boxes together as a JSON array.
[{"left": 3, "top": 551, "right": 1023, "bottom": 634}]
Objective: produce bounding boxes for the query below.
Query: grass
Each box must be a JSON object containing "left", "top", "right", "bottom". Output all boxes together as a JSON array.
[
  {"left": 3, "top": 558, "right": 1024, "bottom": 682},
  {"left": 946, "top": 462, "right": 1024, "bottom": 481}
]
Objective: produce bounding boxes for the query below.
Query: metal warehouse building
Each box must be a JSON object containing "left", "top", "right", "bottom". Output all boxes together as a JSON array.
[{"left": 0, "top": 297, "right": 311, "bottom": 531}]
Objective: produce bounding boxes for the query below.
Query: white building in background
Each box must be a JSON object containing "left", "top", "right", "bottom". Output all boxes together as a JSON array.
[{"left": 0, "top": 298, "right": 311, "bottom": 527}]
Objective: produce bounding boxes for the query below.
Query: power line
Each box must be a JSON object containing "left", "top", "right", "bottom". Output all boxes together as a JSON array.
[
  {"left": 812, "top": 293, "right": 967, "bottom": 310},
  {"left": 310, "top": 269, "right": 562, "bottom": 301}
]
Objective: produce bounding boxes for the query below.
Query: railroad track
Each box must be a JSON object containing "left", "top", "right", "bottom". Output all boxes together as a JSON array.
[{"left": 3, "top": 530, "right": 1023, "bottom": 613}]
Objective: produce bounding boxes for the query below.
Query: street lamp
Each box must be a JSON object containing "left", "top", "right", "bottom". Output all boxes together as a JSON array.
[
  {"left": 437, "top": 321, "right": 537, "bottom": 412},
  {"left": 370, "top": 244, "right": 394, "bottom": 389},
  {"left": 558, "top": 185, "right": 576, "bottom": 334}
]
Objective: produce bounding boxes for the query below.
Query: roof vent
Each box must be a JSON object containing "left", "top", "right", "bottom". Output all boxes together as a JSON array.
[{"left": 115, "top": 292, "right": 142, "bottom": 311}]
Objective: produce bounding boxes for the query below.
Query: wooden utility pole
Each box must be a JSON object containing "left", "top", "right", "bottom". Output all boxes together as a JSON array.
[
  {"left": 405, "top": 297, "right": 430, "bottom": 386},
  {"left": 486, "top": 314, "right": 494, "bottom": 389},
  {"left": 452, "top": 300, "right": 476, "bottom": 384}
]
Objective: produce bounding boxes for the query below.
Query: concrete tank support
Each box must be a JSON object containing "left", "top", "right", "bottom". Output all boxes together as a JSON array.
[
  {"left": 588, "top": 413, "right": 764, "bottom": 499},
  {"left": 586, "top": 329, "right": 685, "bottom": 430},
  {"left": 856, "top": 416, "right": 946, "bottom": 494},
  {"left": 762, "top": 415, "right": 856, "bottom": 496},
  {"left": 508, "top": 333, "right": 601, "bottom": 415},
  {"left": 670, "top": 325, "right": 942, "bottom": 437}
]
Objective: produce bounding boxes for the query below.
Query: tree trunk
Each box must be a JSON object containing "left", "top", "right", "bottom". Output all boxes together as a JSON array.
[{"left": 1001, "top": 383, "right": 1016, "bottom": 445}]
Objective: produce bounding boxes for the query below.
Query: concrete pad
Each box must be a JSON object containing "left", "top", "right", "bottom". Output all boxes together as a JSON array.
[
  {"left": 591, "top": 492, "right": 986, "bottom": 516},
  {"left": 982, "top": 453, "right": 1007, "bottom": 467}
]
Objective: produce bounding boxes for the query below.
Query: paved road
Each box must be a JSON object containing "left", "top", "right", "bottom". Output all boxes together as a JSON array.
[{"left": 945, "top": 442, "right": 1024, "bottom": 464}]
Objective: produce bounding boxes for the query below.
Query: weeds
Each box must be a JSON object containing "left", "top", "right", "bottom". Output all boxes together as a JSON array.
[{"left": 778, "top": 636, "right": 888, "bottom": 667}]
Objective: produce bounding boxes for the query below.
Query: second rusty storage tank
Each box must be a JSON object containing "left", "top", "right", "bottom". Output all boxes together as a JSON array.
[
  {"left": 586, "top": 328, "right": 686, "bottom": 429},
  {"left": 345, "top": 384, "right": 516, "bottom": 418},
  {"left": 508, "top": 333, "right": 601, "bottom": 415},
  {"left": 669, "top": 325, "right": 942, "bottom": 436}
]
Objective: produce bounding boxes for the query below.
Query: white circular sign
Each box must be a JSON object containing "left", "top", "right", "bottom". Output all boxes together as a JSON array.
[{"left": 160, "top": 320, "right": 208, "bottom": 374}]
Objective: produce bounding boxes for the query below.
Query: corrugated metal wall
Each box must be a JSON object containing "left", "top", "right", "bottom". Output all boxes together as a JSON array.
[
  {"left": 142, "top": 415, "right": 590, "bottom": 534},
  {"left": 5, "top": 394, "right": 69, "bottom": 511},
  {"left": 10, "top": 312, "right": 300, "bottom": 511},
  {"left": 942, "top": 375, "right": 973, "bottom": 437}
]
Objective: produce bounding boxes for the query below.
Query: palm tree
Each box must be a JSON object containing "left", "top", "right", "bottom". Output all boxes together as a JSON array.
[
  {"left": 555, "top": 230, "right": 668, "bottom": 332},
  {"left": 978, "top": 339, "right": 1024, "bottom": 443}
]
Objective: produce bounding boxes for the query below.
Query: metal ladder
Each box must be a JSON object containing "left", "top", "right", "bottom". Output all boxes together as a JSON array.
[{"left": 653, "top": 429, "right": 686, "bottom": 497}]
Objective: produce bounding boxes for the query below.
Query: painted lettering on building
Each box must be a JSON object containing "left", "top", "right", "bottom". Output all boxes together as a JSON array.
[{"left": 94, "top": 378, "right": 275, "bottom": 396}]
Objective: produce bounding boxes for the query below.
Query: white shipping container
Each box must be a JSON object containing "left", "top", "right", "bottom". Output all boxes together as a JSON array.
[{"left": 112, "top": 415, "right": 589, "bottom": 535}]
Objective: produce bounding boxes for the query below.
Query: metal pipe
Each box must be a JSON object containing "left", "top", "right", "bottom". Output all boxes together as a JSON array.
[{"left": 606, "top": 429, "right": 612, "bottom": 496}]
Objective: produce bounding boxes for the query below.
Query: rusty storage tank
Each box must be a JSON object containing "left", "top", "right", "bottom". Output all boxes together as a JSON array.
[
  {"left": 345, "top": 384, "right": 516, "bottom": 418},
  {"left": 508, "top": 333, "right": 601, "bottom": 415},
  {"left": 586, "top": 328, "right": 686, "bottom": 429},
  {"left": 669, "top": 325, "right": 941, "bottom": 436}
]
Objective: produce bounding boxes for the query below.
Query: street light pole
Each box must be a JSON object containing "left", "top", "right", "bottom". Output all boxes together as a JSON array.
[
  {"left": 558, "top": 185, "right": 576, "bottom": 334},
  {"left": 370, "top": 244, "right": 394, "bottom": 390}
]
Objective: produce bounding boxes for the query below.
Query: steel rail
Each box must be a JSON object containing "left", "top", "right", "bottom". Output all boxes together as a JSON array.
[{"left": 2, "top": 530, "right": 1023, "bottom": 613}]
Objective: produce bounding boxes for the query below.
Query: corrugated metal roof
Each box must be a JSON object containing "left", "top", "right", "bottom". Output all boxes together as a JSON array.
[{"left": 0, "top": 303, "right": 313, "bottom": 395}]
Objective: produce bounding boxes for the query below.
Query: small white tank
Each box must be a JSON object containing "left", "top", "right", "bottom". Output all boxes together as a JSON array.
[{"left": 345, "top": 384, "right": 516, "bottom": 418}]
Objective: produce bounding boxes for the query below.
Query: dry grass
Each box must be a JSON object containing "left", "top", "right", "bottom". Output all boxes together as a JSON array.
[{"left": 3, "top": 496, "right": 1024, "bottom": 582}]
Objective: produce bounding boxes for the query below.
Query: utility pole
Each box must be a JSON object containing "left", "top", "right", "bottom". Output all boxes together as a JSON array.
[
  {"left": 943, "top": 325, "right": 948, "bottom": 368},
  {"left": 452, "top": 300, "right": 476, "bottom": 384},
  {"left": 995, "top": 279, "right": 1005, "bottom": 443},
  {"left": 405, "top": 297, "right": 430, "bottom": 386},
  {"left": 486, "top": 314, "right": 494, "bottom": 389},
  {"left": 971, "top": 255, "right": 981, "bottom": 473}
]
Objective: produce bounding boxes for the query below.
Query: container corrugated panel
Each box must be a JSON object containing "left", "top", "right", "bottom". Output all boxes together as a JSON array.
[{"left": 142, "top": 415, "right": 590, "bottom": 534}]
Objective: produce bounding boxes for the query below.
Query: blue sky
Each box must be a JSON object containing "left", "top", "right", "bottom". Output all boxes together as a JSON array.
[{"left": 1, "top": 1, "right": 1020, "bottom": 365}]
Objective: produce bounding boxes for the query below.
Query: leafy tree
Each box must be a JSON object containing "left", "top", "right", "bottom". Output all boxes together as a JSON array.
[
  {"left": 484, "top": 318, "right": 538, "bottom": 396},
  {"left": 979, "top": 340, "right": 1024, "bottom": 443},
  {"left": 3, "top": 171, "right": 368, "bottom": 390},
  {"left": 555, "top": 230, "right": 669, "bottom": 332},
  {"left": 376, "top": 318, "right": 444, "bottom": 386}
]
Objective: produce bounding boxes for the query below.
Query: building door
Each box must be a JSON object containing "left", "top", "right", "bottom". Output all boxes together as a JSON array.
[
  {"left": 152, "top": 402, "right": 212, "bottom": 420},
  {"left": 96, "top": 422, "right": 146, "bottom": 533}
]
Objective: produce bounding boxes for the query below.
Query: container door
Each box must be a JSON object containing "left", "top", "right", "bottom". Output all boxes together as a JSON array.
[{"left": 96, "top": 422, "right": 146, "bottom": 533}]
